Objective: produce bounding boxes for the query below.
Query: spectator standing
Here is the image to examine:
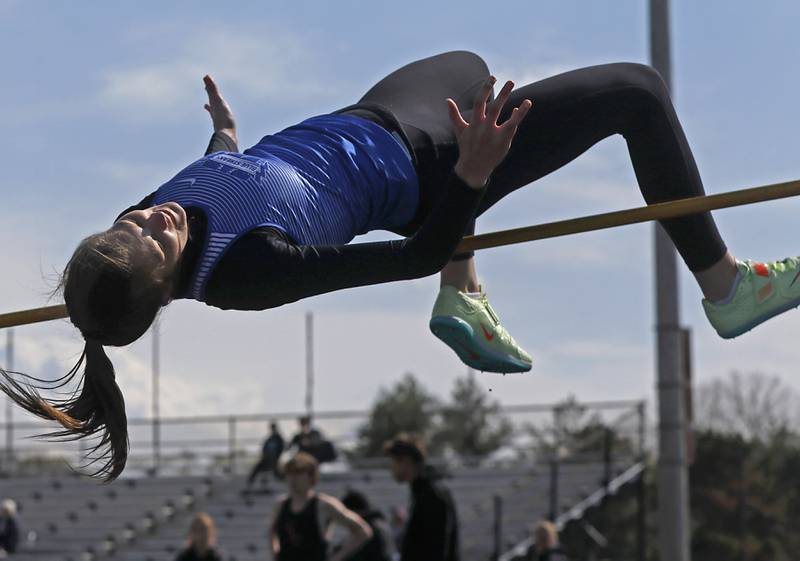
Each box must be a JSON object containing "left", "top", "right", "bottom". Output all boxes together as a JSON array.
[
  {"left": 290, "top": 416, "right": 321, "bottom": 453},
  {"left": 174, "top": 512, "right": 223, "bottom": 561},
  {"left": 0, "top": 499, "right": 18, "bottom": 556},
  {"left": 243, "top": 421, "right": 285, "bottom": 493},
  {"left": 340, "top": 489, "right": 395, "bottom": 561},
  {"left": 289, "top": 416, "right": 337, "bottom": 463},
  {"left": 384, "top": 434, "right": 459, "bottom": 561},
  {"left": 270, "top": 452, "right": 372, "bottom": 561}
]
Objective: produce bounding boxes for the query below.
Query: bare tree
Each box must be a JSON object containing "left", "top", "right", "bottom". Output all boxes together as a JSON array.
[
  {"left": 527, "top": 395, "right": 599, "bottom": 459},
  {"left": 695, "top": 371, "right": 800, "bottom": 442}
]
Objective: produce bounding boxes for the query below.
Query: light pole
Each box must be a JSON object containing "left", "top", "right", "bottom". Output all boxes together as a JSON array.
[{"left": 650, "top": 1, "right": 691, "bottom": 560}]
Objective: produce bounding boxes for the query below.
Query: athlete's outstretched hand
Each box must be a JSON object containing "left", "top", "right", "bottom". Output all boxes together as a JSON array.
[
  {"left": 447, "top": 76, "right": 532, "bottom": 189},
  {"left": 203, "top": 74, "right": 238, "bottom": 145}
]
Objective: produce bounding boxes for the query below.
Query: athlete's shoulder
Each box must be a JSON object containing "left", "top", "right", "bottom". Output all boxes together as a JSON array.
[
  {"left": 315, "top": 492, "right": 338, "bottom": 506},
  {"left": 316, "top": 492, "right": 348, "bottom": 512}
]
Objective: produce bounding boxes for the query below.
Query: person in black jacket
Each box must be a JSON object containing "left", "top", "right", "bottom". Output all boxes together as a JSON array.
[
  {"left": 289, "top": 416, "right": 337, "bottom": 464},
  {"left": 243, "top": 420, "right": 285, "bottom": 493},
  {"left": 384, "top": 433, "right": 459, "bottom": 561}
]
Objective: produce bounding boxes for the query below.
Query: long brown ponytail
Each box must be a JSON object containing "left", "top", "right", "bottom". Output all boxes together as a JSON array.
[
  {"left": 0, "top": 228, "right": 167, "bottom": 481},
  {"left": 0, "top": 340, "right": 128, "bottom": 480}
]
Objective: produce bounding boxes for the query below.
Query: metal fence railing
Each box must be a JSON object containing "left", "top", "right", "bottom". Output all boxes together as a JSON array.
[{"left": 0, "top": 399, "right": 645, "bottom": 479}]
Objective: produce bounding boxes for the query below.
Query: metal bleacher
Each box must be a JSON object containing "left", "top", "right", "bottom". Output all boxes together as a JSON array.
[
  {"left": 0, "top": 474, "right": 214, "bottom": 561},
  {"left": 0, "top": 459, "right": 637, "bottom": 561}
]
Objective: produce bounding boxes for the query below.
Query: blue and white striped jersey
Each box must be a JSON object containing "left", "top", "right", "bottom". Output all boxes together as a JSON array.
[{"left": 152, "top": 114, "right": 418, "bottom": 301}]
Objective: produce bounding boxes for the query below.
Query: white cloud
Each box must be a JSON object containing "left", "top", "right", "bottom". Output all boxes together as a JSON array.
[
  {"left": 101, "top": 63, "right": 201, "bottom": 109},
  {"left": 97, "top": 27, "right": 345, "bottom": 124}
]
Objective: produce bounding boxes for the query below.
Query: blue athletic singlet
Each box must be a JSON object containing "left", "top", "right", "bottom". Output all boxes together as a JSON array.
[{"left": 152, "top": 114, "right": 419, "bottom": 301}]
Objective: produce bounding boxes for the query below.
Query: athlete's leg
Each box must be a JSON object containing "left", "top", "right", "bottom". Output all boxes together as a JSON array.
[
  {"left": 440, "top": 254, "right": 479, "bottom": 292},
  {"left": 469, "top": 62, "right": 734, "bottom": 298},
  {"left": 459, "top": 62, "right": 800, "bottom": 339}
]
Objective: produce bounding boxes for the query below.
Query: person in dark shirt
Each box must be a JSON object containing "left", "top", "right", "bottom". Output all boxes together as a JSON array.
[
  {"left": 174, "top": 512, "right": 223, "bottom": 561},
  {"left": 289, "top": 416, "right": 337, "bottom": 464},
  {"left": 289, "top": 416, "right": 322, "bottom": 455},
  {"left": 0, "top": 499, "right": 19, "bottom": 555},
  {"left": 340, "top": 489, "right": 395, "bottom": 561},
  {"left": 270, "top": 452, "right": 372, "bottom": 561},
  {"left": 3, "top": 51, "right": 780, "bottom": 482},
  {"left": 384, "top": 433, "right": 460, "bottom": 561},
  {"left": 243, "top": 420, "right": 285, "bottom": 493}
]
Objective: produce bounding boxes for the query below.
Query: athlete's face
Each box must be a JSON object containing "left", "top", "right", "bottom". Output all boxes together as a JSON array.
[
  {"left": 111, "top": 202, "right": 189, "bottom": 288},
  {"left": 286, "top": 470, "right": 315, "bottom": 495}
]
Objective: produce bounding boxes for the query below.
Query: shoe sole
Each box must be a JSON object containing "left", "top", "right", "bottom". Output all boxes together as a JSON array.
[
  {"left": 716, "top": 296, "right": 800, "bottom": 339},
  {"left": 429, "top": 316, "right": 532, "bottom": 373}
]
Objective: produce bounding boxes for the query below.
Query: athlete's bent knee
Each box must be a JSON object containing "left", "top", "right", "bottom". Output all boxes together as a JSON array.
[{"left": 612, "top": 62, "right": 670, "bottom": 101}]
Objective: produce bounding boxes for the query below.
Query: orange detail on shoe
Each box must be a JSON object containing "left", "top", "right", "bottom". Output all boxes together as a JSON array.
[
  {"left": 757, "top": 282, "right": 774, "bottom": 303},
  {"left": 480, "top": 324, "right": 495, "bottom": 341},
  {"left": 754, "top": 263, "right": 770, "bottom": 277}
]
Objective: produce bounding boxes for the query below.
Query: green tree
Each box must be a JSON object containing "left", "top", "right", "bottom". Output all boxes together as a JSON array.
[
  {"left": 688, "top": 371, "right": 800, "bottom": 559},
  {"left": 555, "top": 381, "right": 800, "bottom": 561},
  {"left": 690, "top": 430, "right": 800, "bottom": 561},
  {"left": 354, "top": 373, "right": 439, "bottom": 458},
  {"left": 432, "top": 373, "right": 513, "bottom": 461}
]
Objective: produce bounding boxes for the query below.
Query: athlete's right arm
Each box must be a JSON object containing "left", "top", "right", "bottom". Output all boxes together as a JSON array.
[{"left": 205, "top": 171, "right": 486, "bottom": 311}]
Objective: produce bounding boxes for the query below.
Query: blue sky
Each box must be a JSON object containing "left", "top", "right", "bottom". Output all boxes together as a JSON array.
[{"left": 1, "top": 1, "right": 799, "bottom": 436}]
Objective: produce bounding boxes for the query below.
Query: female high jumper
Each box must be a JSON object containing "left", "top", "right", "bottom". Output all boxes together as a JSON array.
[{"left": 3, "top": 51, "right": 799, "bottom": 480}]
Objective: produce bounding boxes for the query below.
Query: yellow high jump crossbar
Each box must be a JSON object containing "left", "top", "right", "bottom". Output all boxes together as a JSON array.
[{"left": 2, "top": 177, "right": 800, "bottom": 330}]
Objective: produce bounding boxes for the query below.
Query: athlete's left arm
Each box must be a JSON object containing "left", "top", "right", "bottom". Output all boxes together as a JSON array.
[{"left": 319, "top": 495, "right": 372, "bottom": 561}]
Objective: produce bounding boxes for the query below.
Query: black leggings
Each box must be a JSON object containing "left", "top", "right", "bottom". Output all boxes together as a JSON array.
[{"left": 349, "top": 51, "right": 727, "bottom": 272}]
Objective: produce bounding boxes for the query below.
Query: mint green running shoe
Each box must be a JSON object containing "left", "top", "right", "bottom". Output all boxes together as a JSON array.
[
  {"left": 429, "top": 286, "right": 532, "bottom": 373},
  {"left": 703, "top": 258, "right": 800, "bottom": 339}
]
